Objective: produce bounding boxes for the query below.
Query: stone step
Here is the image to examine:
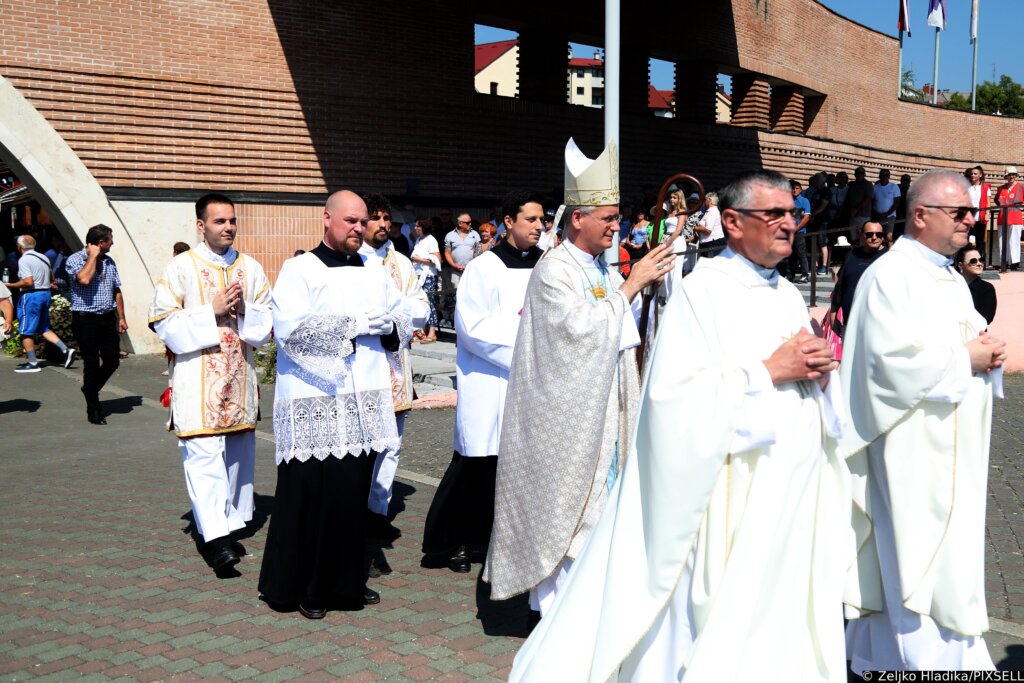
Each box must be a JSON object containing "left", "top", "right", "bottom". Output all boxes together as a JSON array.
[{"left": 411, "top": 354, "right": 456, "bottom": 390}]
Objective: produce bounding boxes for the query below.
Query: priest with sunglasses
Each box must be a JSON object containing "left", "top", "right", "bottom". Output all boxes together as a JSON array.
[{"left": 843, "top": 170, "right": 1007, "bottom": 672}]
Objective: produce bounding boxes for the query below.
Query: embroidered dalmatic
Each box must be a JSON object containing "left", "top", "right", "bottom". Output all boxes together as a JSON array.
[
  {"left": 358, "top": 241, "right": 428, "bottom": 412},
  {"left": 484, "top": 240, "right": 642, "bottom": 601},
  {"left": 271, "top": 250, "right": 413, "bottom": 464},
  {"left": 148, "top": 245, "right": 272, "bottom": 437}
]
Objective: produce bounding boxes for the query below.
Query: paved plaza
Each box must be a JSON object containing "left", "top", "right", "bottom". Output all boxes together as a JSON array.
[{"left": 1, "top": 352, "right": 1023, "bottom": 680}]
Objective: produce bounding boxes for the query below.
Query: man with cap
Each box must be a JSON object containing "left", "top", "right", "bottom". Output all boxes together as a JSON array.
[
  {"left": 994, "top": 166, "right": 1022, "bottom": 270},
  {"left": 484, "top": 139, "right": 674, "bottom": 616}
]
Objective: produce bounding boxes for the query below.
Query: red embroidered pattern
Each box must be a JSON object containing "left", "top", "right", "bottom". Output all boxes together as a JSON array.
[{"left": 198, "top": 264, "right": 247, "bottom": 429}]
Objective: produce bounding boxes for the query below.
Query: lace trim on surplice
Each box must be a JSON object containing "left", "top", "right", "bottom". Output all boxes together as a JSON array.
[{"left": 273, "top": 390, "right": 400, "bottom": 464}]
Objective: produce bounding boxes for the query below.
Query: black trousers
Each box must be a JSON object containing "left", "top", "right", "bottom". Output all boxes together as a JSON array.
[
  {"left": 71, "top": 311, "right": 120, "bottom": 411},
  {"left": 422, "top": 452, "right": 498, "bottom": 558},
  {"left": 259, "top": 452, "right": 376, "bottom": 609}
]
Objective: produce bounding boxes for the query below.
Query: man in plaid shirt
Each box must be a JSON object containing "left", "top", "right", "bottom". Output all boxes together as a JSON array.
[{"left": 66, "top": 224, "right": 127, "bottom": 425}]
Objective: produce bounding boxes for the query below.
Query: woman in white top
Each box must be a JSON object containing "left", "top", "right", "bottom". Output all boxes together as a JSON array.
[
  {"left": 695, "top": 192, "right": 726, "bottom": 256},
  {"left": 410, "top": 218, "right": 441, "bottom": 342}
]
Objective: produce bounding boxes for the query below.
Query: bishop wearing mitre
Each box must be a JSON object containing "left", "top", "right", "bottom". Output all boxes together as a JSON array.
[{"left": 483, "top": 139, "right": 672, "bottom": 615}]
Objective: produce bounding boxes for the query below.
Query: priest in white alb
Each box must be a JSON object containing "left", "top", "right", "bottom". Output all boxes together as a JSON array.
[
  {"left": 148, "top": 193, "right": 273, "bottom": 573},
  {"left": 508, "top": 170, "right": 853, "bottom": 682},
  {"left": 258, "top": 190, "right": 412, "bottom": 619},
  {"left": 358, "top": 192, "right": 428, "bottom": 547},
  {"left": 484, "top": 139, "right": 674, "bottom": 615},
  {"left": 421, "top": 190, "right": 546, "bottom": 574},
  {"left": 842, "top": 170, "right": 1008, "bottom": 672}
]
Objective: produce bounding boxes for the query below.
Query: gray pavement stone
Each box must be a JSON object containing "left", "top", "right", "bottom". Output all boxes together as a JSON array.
[{"left": 2, "top": 352, "right": 1024, "bottom": 678}]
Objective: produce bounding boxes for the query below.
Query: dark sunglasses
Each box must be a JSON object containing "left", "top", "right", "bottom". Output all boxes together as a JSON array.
[
  {"left": 965, "top": 257, "right": 983, "bottom": 265},
  {"left": 863, "top": 232, "right": 884, "bottom": 238},
  {"left": 923, "top": 205, "right": 974, "bottom": 222}
]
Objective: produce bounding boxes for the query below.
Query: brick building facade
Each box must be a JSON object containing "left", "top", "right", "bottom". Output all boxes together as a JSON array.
[{"left": 1, "top": 0, "right": 1021, "bottom": 351}]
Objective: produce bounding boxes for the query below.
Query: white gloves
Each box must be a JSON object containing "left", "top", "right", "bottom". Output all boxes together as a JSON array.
[{"left": 358, "top": 308, "right": 394, "bottom": 336}]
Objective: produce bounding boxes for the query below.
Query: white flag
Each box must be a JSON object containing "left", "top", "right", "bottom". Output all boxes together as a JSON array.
[
  {"left": 927, "top": 0, "right": 947, "bottom": 30},
  {"left": 970, "top": 0, "right": 979, "bottom": 42}
]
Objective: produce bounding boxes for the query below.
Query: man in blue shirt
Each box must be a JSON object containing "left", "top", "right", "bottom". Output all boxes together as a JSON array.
[
  {"left": 66, "top": 224, "right": 127, "bottom": 425},
  {"left": 7, "top": 234, "right": 73, "bottom": 373},
  {"left": 788, "top": 180, "right": 812, "bottom": 283}
]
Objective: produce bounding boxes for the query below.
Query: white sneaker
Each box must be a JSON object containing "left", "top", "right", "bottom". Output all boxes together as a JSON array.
[
  {"left": 64, "top": 348, "right": 76, "bottom": 369},
  {"left": 14, "top": 362, "right": 40, "bottom": 373}
]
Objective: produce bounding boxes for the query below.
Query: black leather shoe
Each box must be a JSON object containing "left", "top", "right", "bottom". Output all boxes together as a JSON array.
[
  {"left": 298, "top": 603, "right": 327, "bottom": 619},
  {"left": 448, "top": 547, "right": 471, "bottom": 574},
  {"left": 230, "top": 540, "right": 246, "bottom": 557},
  {"left": 87, "top": 409, "right": 107, "bottom": 425},
  {"left": 208, "top": 546, "right": 240, "bottom": 572},
  {"left": 363, "top": 588, "right": 380, "bottom": 605}
]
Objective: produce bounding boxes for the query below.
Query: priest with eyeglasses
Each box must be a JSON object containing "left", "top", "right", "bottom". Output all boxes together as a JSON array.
[
  {"left": 843, "top": 170, "right": 1007, "bottom": 672},
  {"left": 508, "top": 169, "right": 851, "bottom": 682}
]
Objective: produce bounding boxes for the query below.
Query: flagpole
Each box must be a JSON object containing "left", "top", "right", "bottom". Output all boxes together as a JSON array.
[
  {"left": 898, "top": 29, "right": 905, "bottom": 99},
  {"left": 603, "top": 0, "right": 620, "bottom": 265},
  {"left": 932, "top": 27, "right": 940, "bottom": 104},
  {"left": 971, "top": 0, "right": 980, "bottom": 110}
]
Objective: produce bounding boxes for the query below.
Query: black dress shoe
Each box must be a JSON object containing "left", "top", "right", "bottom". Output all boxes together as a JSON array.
[
  {"left": 230, "top": 540, "right": 246, "bottom": 557},
  {"left": 448, "top": 547, "right": 471, "bottom": 574},
  {"left": 87, "top": 410, "right": 107, "bottom": 425},
  {"left": 208, "top": 546, "right": 240, "bottom": 572},
  {"left": 363, "top": 587, "right": 380, "bottom": 605},
  {"left": 298, "top": 603, "right": 327, "bottom": 619}
]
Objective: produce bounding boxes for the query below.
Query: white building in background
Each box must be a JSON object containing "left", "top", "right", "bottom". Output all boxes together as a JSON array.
[
  {"left": 568, "top": 49, "right": 605, "bottom": 107},
  {"left": 474, "top": 39, "right": 519, "bottom": 97}
]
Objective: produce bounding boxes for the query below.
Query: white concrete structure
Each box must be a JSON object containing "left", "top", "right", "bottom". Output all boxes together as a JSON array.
[{"left": 0, "top": 75, "right": 194, "bottom": 353}]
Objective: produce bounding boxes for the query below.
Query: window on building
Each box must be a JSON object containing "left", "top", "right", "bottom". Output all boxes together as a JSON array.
[
  {"left": 649, "top": 57, "right": 675, "bottom": 118},
  {"left": 568, "top": 41, "right": 603, "bottom": 107},
  {"left": 593, "top": 94, "right": 604, "bottom": 106},
  {"left": 716, "top": 74, "right": 733, "bottom": 124},
  {"left": 475, "top": 24, "right": 519, "bottom": 98}
]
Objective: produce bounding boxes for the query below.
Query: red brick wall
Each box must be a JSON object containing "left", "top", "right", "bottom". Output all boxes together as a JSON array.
[{"left": 1, "top": 0, "right": 1019, "bottom": 205}]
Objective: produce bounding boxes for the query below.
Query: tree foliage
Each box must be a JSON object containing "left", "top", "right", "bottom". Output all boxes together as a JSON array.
[{"left": 946, "top": 75, "right": 1024, "bottom": 116}]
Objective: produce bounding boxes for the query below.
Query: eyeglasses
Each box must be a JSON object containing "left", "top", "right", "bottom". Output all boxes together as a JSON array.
[
  {"left": 922, "top": 205, "right": 974, "bottom": 222},
  {"left": 581, "top": 212, "right": 622, "bottom": 226},
  {"left": 965, "top": 257, "right": 983, "bottom": 265},
  {"left": 863, "top": 232, "right": 884, "bottom": 238},
  {"left": 457, "top": 219, "right": 472, "bottom": 225},
  {"left": 731, "top": 207, "right": 801, "bottom": 224}
]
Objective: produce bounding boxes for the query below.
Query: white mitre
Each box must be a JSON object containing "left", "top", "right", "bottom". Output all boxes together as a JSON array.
[{"left": 564, "top": 138, "right": 619, "bottom": 206}]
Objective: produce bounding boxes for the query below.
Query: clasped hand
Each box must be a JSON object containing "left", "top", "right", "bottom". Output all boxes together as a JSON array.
[
  {"left": 966, "top": 331, "right": 1007, "bottom": 374},
  {"left": 361, "top": 308, "right": 394, "bottom": 336},
  {"left": 212, "top": 282, "right": 243, "bottom": 317},
  {"left": 763, "top": 328, "right": 837, "bottom": 386}
]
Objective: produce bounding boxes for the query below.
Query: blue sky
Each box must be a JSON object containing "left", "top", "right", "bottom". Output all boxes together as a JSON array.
[{"left": 476, "top": 1, "right": 1024, "bottom": 94}]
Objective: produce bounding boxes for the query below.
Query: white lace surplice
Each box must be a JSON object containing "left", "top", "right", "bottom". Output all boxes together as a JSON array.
[{"left": 271, "top": 253, "right": 407, "bottom": 464}]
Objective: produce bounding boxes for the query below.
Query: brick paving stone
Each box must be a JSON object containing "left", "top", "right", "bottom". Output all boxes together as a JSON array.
[{"left": 3, "top": 353, "right": 1024, "bottom": 679}]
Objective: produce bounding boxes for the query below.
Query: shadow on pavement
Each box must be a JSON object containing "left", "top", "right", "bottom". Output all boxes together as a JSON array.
[
  {"left": 998, "top": 645, "right": 1024, "bottom": 670},
  {"left": 101, "top": 395, "right": 143, "bottom": 414},
  {"left": 0, "top": 398, "right": 42, "bottom": 414},
  {"left": 475, "top": 569, "right": 533, "bottom": 638}
]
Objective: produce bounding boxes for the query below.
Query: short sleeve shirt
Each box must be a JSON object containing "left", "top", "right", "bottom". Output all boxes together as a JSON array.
[
  {"left": 873, "top": 183, "right": 901, "bottom": 217},
  {"left": 66, "top": 248, "right": 121, "bottom": 313},
  {"left": 444, "top": 229, "right": 481, "bottom": 267},
  {"left": 18, "top": 250, "right": 52, "bottom": 290},
  {"left": 793, "top": 195, "right": 812, "bottom": 233}
]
